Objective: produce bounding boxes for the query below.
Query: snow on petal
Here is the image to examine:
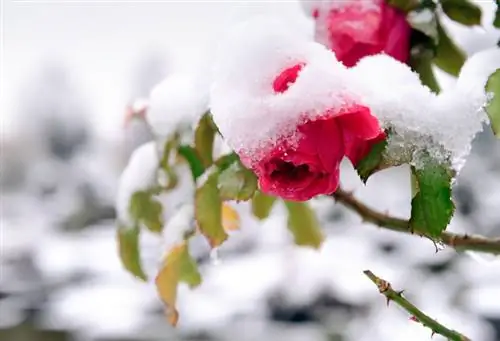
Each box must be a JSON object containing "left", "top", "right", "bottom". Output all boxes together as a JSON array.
[
  {"left": 116, "top": 141, "right": 159, "bottom": 225},
  {"left": 147, "top": 73, "right": 209, "bottom": 137}
]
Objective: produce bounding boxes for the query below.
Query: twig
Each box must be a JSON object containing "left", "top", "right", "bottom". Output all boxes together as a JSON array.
[
  {"left": 331, "top": 187, "right": 500, "bottom": 255},
  {"left": 363, "top": 270, "right": 471, "bottom": 341}
]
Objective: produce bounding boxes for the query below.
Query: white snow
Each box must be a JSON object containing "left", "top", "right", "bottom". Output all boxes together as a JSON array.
[
  {"left": 210, "top": 16, "right": 358, "bottom": 166},
  {"left": 161, "top": 203, "right": 195, "bottom": 253},
  {"left": 147, "top": 73, "right": 209, "bottom": 137},
  {"left": 210, "top": 16, "right": 494, "bottom": 172},
  {"left": 115, "top": 141, "right": 159, "bottom": 225}
]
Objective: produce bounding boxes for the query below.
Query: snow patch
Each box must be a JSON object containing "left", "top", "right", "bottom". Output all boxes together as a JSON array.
[
  {"left": 147, "top": 73, "right": 209, "bottom": 137},
  {"left": 115, "top": 142, "right": 159, "bottom": 225}
]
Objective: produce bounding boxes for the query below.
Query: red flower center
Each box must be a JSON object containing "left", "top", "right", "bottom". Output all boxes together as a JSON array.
[
  {"left": 273, "top": 63, "right": 304, "bottom": 93},
  {"left": 270, "top": 160, "right": 311, "bottom": 182}
]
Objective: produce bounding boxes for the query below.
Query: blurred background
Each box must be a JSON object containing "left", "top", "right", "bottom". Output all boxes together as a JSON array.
[{"left": 1, "top": 1, "right": 500, "bottom": 341}]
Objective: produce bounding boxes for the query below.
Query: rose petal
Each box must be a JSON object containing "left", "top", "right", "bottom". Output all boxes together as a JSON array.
[
  {"left": 297, "top": 117, "right": 345, "bottom": 172},
  {"left": 336, "top": 105, "right": 382, "bottom": 140}
]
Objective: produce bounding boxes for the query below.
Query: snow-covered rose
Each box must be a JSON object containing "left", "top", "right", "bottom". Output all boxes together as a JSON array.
[
  {"left": 303, "top": 0, "right": 411, "bottom": 67},
  {"left": 241, "top": 64, "right": 385, "bottom": 202}
]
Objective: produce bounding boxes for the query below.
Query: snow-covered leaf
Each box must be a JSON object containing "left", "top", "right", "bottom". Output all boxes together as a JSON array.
[
  {"left": 251, "top": 191, "right": 277, "bottom": 220},
  {"left": 129, "top": 190, "right": 163, "bottom": 233},
  {"left": 218, "top": 161, "right": 257, "bottom": 202},
  {"left": 155, "top": 243, "right": 202, "bottom": 326},
  {"left": 222, "top": 203, "right": 240, "bottom": 232},
  {"left": 410, "top": 161, "right": 455, "bottom": 238},
  {"left": 178, "top": 145, "right": 205, "bottom": 181},
  {"left": 117, "top": 224, "right": 147, "bottom": 281},
  {"left": 441, "top": 0, "right": 482, "bottom": 26},
  {"left": 285, "top": 201, "right": 324, "bottom": 249},
  {"left": 485, "top": 68, "right": 500, "bottom": 137},
  {"left": 434, "top": 21, "right": 466, "bottom": 76},
  {"left": 195, "top": 172, "right": 227, "bottom": 247},
  {"left": 356, "top": 138, "right": 389, "bottom": 183},
  {"left": 195, "top": 112, "right": 216, "bottom": 167}
]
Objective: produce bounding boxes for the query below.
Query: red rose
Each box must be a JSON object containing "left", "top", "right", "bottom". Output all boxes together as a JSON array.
[
  {"left": 247, "top": 64, "right": 385, "bottom": 201},
  {"left": 306, "top": 0, "right": 411, "bottom": 67}
]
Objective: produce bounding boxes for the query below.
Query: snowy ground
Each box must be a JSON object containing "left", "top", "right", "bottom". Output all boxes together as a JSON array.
[{"left": 2, "top": 1, "right": 500, "bottom": 341}]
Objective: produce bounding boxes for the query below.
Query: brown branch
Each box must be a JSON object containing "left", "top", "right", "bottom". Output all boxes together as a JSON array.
[
  {"left": 331, "top": 187, "right": 500, "bottom": 255},
  {"left": 364, "top": 270, "right": 471, "bottom": 341}
]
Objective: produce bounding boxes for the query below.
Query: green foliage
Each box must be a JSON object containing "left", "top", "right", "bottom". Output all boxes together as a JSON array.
[
  {"left": 285, "top": 201, "right": 324, "bottom": 249},
  {"left": 178, "top": 145, "right": 205, "bottom": 180},
  {"left": 195, "top": 172, "right": 228, "bottom": 247},
  {"left": 387, "top": 0, "right": 420, "bottom": 12},
  {"left": 433, "top": 22, "right": 466, "bottom": 76},
  {"left": 159, "top": 137, "right": 179, "bottom": 190},
  {"left": 441, "top": 0, "right": 482, "bottom": 26},
  {"left": 410, "top": 161, "right": 455, "bottom": 238},
  {"left": 494, "top": 0, "right": 500, "bottom": 28},
  {"left": 218, "top": 161, "right": 258, "bottom": 201},
  {"left": 252, "top": 191, "right": 277, "bottom": 220},
  {"left": 155, "top": 243, "right": 202, "bottom": 326},
  {"left": 485, "top": 68, "right": 500, "bottom": 138},
  {"left": 195, "top": 113, "right": 217, "bottom": 167},
  {"left": 129, "top": 190, "right": 163, "bottom": 233},
  {"left": 117, "top": 224, "right": 147, "bottom": 281},
  {"left": 215, "top": 153, "right": 239, "bottom": 171},
  {"left": 356, "top": 138, "right": 389, "bottom": 183}
]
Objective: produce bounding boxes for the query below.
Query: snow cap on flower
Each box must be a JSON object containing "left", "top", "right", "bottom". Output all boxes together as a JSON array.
[
  {"left": 210, "top": 15, "right": 359, "bottom": 166},
  {"left": 210, "top": 16, "right": 384, "bottom": 200}
]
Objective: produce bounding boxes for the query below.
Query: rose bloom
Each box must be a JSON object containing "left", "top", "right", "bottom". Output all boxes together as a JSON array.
[
  {"left": 306, "top": 0, "right": 411, "bottom": 67},
  {"left": 246, "top": 64, "right": 385, "bottom": 202}
]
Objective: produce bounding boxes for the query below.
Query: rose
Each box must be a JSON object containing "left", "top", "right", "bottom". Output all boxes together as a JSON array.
[
  {"left": 304, "top": 0, "right": 411, "bottom": 67},
  {"left": 243, "top": 64, "right": 385, "bottom": 201}
]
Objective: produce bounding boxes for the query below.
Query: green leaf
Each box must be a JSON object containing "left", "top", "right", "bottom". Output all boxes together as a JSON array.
[
  {"left": 410, "top": 50, "right": 441, "bottom": 93},
  {"left": 252, "top": 191, "right": 277, "bottom": 220},
  {"left": 410, "top": 162, "right": 455, "bottom": 238},
  {"left": 433, "top": 21, "right": 466, "bottom": 76},
  {"left": 285, "top": 201, "right": 324, "bottom": 249},
  {"left": 485, "top": 68, "right": 500, "bottom": 138},
  {"left": 117, "top": 224, "right": 147, "bottom": 281},
  {"left": 441, "top": 0, "right": 482, "bottom": 26},
  {"left": 178, "top": 145, "right": 205, "bottom": 180},
  {"left": 214, "top": 153, "right": 239, "bottom": 171},
  {"left": 159, "top": 137, "right": 179, "bottom": 190},
  {"left": 218, "top": 162, "right": 258, "bottom": 201},
  {"left": 494, "top": 0, "right": 500, "bottom": 28},
  {"left": 195, "top": 172, "right": 228, "bottom": 247},
  {"left": 356, "top": 139, "right": 389, "bottom": 183},
  {"left": 195, "top": 113, "right": 217, "bottom": 168},
  {"left": 387, "top": 0, "right": 420, "bottom": 12},
  {"left": 155, "top": 243, "right": 202, "bottom": 326},
  {"left": 129, "top": 191, "right": 163, "bottom": 233}
]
